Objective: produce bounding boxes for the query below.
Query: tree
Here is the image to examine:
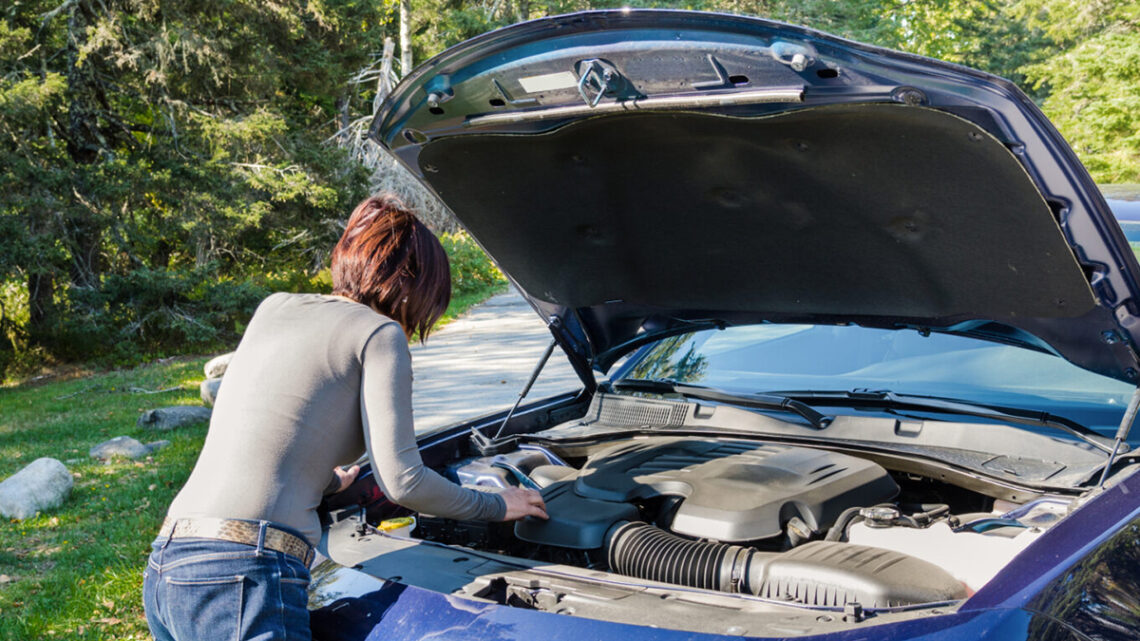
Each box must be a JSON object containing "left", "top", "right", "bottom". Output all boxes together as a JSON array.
[
  {"left": 1017, "top": 0, "right": 1140, "bottom": 182},
  {"left": 0, "top": 0, "right": 394, "bottom": 373}
]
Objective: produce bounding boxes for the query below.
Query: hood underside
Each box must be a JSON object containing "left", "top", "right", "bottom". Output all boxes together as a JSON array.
[{"left": 373, "top": 10, "right": 1140, "bottom": 384}]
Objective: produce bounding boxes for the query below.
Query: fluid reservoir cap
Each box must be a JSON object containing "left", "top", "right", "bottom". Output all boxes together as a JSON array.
[
  {"left": 860, "top": 506, "right": 900, "bottom": 528},
  {"left": 378, "top": 516, "right": 416, "bottom": 536}
]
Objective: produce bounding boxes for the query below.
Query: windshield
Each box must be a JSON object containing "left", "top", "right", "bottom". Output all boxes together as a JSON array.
[{"left": 616, "top": 325, "right": 1136, "bottom": 440}]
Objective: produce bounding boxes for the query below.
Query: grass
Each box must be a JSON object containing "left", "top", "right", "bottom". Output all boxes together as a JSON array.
[
  {"left": 0, "top": 358, "right": 208, "bottom": 640},
  {"left": 0, "top": 283, "right": 505, "bottom": 640}
]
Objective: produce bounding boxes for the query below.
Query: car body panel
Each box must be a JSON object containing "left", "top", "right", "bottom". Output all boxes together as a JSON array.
[
  {"left": 308, "top": 581, "right": 1074, "bottom": 641},
  {"left": 310, "top": 404, "right": 1140, "bottom": 641},
  {"left": 1106, "top": 186, "right": 1140, "bottom": 244},
  {"left": 372, "top": 10, "right": 1140, "bottom": 384}
]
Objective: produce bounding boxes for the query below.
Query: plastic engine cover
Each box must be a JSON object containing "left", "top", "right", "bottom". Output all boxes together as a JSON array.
[{"left": 518, "top": 437, "right": 898, "bottom": 547}]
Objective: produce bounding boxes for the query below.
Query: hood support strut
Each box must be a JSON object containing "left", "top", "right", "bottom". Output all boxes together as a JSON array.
[
  {"left": 1099, "top": 386, "right": 1140, "bottom": 487},
  {"left": 471, "top": 337, "right": 563, "bottom": 456}
]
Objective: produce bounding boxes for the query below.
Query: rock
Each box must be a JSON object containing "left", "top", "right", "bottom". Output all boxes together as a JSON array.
[
  {"left": 137, "top": 406, "right": 212, "bottom": 431},
  {"left": 145, "top": 440, "right": 171, "bottom": 453},
  {"left": 200, "top": 377, "right": 223, "bottom": 407},
  {"left": 203, "top": 353, "right": 234, "bottom": 379},
  {"left": 89, "top": 436, "right": 150, "bottom": 460},
  {"left": 0, "top": 458, "right": 73, "bottom": 520}
]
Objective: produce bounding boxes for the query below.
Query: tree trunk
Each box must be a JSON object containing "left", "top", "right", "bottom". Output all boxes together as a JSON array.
[
  {"left": 64, "top": 1, "right": 105, "bottom": 289},
  {"left": 65, "top": 4, "right": 101, "bottom": 166},
  {"left": 27, "top": 270, "right": 56, "bottom": 344},
  {"left": 399, "top": 0, "right": 412, "bottom": 77}
]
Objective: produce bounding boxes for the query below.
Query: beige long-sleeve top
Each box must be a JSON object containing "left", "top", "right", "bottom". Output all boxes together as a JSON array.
[{"left": 167, "top": 292, "right": 505, "bottom": 545}]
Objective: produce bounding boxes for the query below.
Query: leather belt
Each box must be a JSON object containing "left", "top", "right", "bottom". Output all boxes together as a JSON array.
[{"left": 160, "top": 517, "right": 315, "bottom": 566}]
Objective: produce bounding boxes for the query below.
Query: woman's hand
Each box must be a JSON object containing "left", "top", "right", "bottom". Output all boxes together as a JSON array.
[
  {"left": 332, "top": 465, "right": 361, "bottom": 494},
  {"left": 499, "top": 487, "right": 548, "bottom": 521}
]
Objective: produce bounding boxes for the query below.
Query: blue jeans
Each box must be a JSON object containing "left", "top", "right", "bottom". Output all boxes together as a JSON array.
[{"left": 143, "top": 522, "right": 312, "bottom": 641}]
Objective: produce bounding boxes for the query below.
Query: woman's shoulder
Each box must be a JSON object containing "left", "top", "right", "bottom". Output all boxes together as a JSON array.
[{"left": 255, "top": 293, "right": 395, "bottom": 331}]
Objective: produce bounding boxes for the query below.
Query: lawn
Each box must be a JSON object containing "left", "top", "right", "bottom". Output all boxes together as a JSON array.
[
  {"left": 0, "top": 358, "right": 208, "bottom": 640},
  {"left": 0, "top": 284, "right": 505, "bottom": 640}
]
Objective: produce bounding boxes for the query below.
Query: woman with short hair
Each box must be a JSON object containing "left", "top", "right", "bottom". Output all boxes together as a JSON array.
[{"left": 142, "top": 193, "right": 547, "bottom": 641}]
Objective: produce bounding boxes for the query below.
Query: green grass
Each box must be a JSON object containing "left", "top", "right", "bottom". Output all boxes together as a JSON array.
[
  {"left": 0, "top": 358, "right": 208, "bottom": 640},
  {"left": 0, "top": 284, "right": 504, "bottom": 640}
]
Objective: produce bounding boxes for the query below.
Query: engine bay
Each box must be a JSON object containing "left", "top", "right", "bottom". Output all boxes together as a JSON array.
[
  {"left": 322, "top": 436, "right": 1069, "bottom": 625},
  {"left": 317, "top": 395, "right": 1079, "bottom": 635}
]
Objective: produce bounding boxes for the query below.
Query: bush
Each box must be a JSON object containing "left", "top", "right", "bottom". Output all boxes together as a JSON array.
[
  {"left": 1, "top": 234, "right": 505, "bottom": 380},
  {"left": 44, "top": 266, "right": 269, "bottom": 366},
  {"left": 439, "top": 231, "right": 507, "bottom": 298}
]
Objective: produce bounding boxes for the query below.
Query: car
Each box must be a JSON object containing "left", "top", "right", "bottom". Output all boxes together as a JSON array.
[
  {"left": 1105, "top": 185, "right": 1140, "bottom": 244},
  {"left": 308, "top": 9, "right": 1140, "bottom": 641}
]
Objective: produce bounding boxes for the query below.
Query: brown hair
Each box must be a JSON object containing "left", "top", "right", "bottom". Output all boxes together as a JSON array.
[{"left": 331, "top": 194, "right": 450, "bottom": 340}]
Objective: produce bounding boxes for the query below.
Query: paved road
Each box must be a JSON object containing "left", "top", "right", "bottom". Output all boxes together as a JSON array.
[{"left": 409, "top": 290, "right": 586, "bottom": 433}]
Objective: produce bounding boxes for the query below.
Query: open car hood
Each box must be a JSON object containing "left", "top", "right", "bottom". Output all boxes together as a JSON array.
[{"left": 372, "top": 10, "right": 1140, "bottom": 386}]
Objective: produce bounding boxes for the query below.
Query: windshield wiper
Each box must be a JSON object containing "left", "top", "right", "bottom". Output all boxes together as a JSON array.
[
  {"left": 769, "top": 389, "right": 1118, "bottom": 455},
  {"left": 608, "top": 379, "right": 832, "bottom": 429}
]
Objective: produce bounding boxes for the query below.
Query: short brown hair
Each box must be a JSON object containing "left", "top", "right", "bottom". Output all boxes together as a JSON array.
[{"left": 331, "top": 194, "right": 451, "bottom": 340}]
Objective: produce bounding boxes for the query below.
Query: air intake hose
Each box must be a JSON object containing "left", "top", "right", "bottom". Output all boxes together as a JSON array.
[
  {"left": 605, "top": 521, "right": 969, "bottom": 606},
  {"left": 605, "top": 521, "right": 770, "bottom": 594}
]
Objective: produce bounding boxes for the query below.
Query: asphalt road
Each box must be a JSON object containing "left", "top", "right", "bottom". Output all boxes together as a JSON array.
[{"left": 409, "top": 289, "right": 586, "bottom": 433}]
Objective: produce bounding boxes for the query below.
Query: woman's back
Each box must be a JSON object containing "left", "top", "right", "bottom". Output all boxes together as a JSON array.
[{"left": 168, "top": 292, "right": 391, "bottom": 545}]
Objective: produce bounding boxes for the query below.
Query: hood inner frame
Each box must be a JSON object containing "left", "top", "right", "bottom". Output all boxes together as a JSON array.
[{"left": 416, "top": 103, "right": 1125, "bottom": 376}]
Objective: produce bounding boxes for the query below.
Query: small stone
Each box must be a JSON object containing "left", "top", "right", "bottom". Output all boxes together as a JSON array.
[
  {"left": 203, "top": 353, "right": 234, "bottom": 379},
  {"left": 89, "top": 436, "right": 150, "bottom": 461},
  {"left": 0, "top": 458, "right": 73, "bottom": 520},
  {"left": 0, "top": 574, "right": 12, "bottom": 584},
  {"left": 200, "top": 378, "right": 223, "bottom": 407},
  {"left": 137, "top": 406, "right": 212, "bottom": 431},
  {"left": 145, "top": 440, "right": 171, "bottom": 453}
]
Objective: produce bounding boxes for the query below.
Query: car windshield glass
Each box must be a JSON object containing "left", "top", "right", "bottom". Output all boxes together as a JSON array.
[{"left": 616, "top": 325, "right": 1137, "bottom": 442}]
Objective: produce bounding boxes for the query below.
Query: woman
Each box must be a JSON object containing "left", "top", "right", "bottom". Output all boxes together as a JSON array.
[{"left": 142, "top": 194, "right": 547, "bottom": 640}]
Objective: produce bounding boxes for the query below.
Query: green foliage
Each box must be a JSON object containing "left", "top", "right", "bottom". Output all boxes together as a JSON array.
[
  {"left": 439, "top": 232, "right": 508, "bottom": 299},
  {"left": 1018, "top": 0, "right": 1140, "bottom": 182},
  {"left": 47, "top": 266, "right": 269, "bottom": 365},
  {"left": 0, "top": 0, "right": 390, "bottom": 379}
]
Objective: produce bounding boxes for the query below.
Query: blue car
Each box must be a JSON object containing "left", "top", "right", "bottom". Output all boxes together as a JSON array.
[
  {"left": 310, "top": 10, "right": 1140, "bottom": 641},
  {"left": 1105, "top": 185, "right": 1140, "bottom": 245}
]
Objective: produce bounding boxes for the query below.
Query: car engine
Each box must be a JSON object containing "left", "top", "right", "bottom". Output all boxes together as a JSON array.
[{"left": 417, "top": 436, "right": 975, "bottom": 607}]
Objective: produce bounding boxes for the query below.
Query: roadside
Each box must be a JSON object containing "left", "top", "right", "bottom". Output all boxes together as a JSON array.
[{"left": 411, "top": 289, "right": 584, "bottom": 433}]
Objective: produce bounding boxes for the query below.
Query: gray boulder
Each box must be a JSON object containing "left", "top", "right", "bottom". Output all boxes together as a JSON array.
[
  {"left": 137, "top": 406, "right": 212, "bottom": 431},
  {"left": 200, "top": 377, "right": 223, "bottom": 407},
  {"left": 0, "top": 458, "right": 73, "bottom": 520},
  {"left": 89, "top": 436, "right": 150, "bottom": 460},
  {"left": 203, "top": 352, "right": 234, "bottom": 379}
]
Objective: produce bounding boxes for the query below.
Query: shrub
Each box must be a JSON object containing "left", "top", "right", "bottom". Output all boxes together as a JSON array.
[
  {"left": 45, "top": 266, "right": 268, "bottom": 366},
  {"left": 439, "top": 231, "right": 506, "bottom": 298}
]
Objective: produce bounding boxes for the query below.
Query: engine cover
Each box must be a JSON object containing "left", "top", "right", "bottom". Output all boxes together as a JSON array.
[{"left": 516, "top": 437, "right": 898, "bottom": 547}]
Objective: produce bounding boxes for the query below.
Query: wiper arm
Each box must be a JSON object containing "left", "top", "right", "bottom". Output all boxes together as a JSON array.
[
  {"left": 772, "top": 389, "right": 1117, "bottom": 455},
  {"left": 609, "top": 379, "right": 832, "bottom": 429}
]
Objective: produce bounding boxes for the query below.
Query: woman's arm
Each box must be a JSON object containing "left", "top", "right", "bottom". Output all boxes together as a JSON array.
[{"left": 359, "top": 322, "right": 510, "bottom": 521}]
